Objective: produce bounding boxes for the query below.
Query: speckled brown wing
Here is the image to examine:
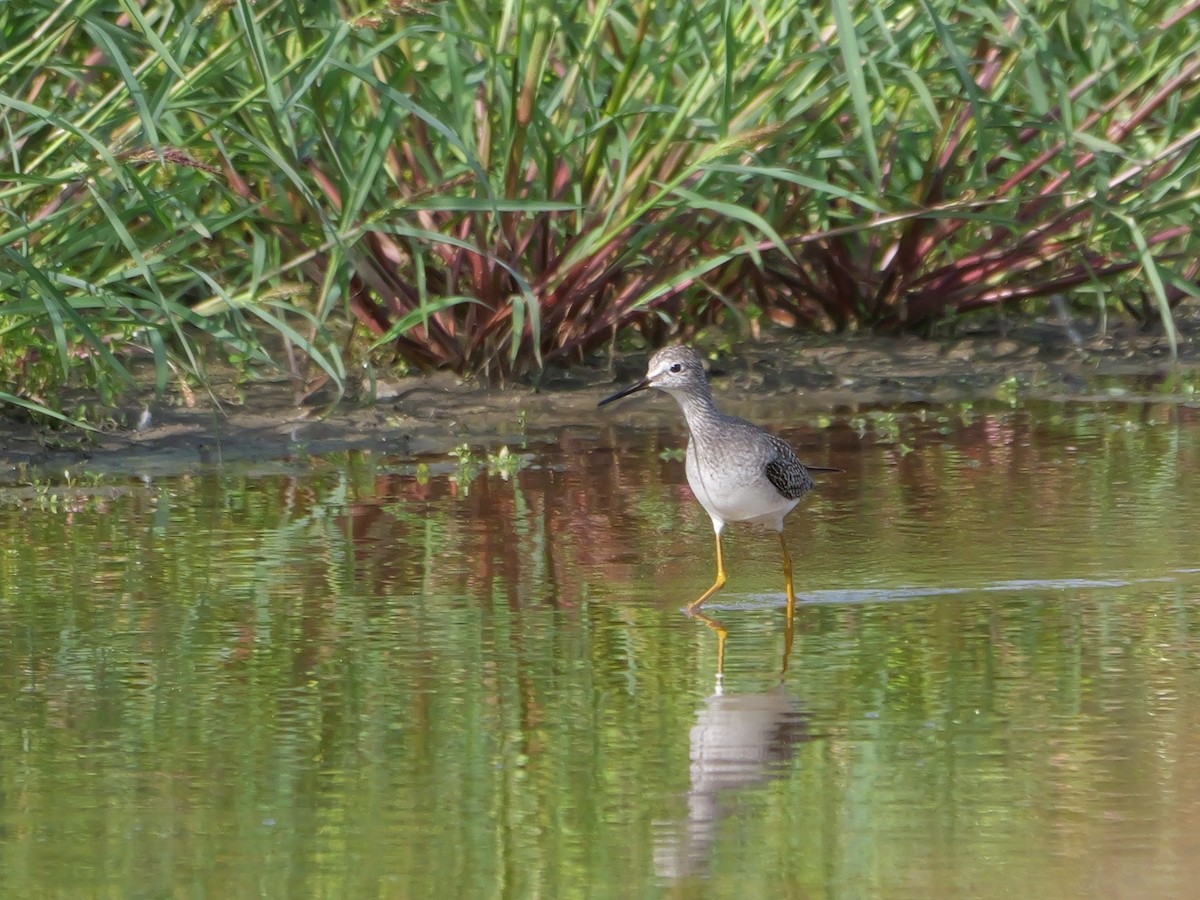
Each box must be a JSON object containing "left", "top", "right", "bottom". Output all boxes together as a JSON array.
[{"left": 762, "top": 436, "right": 816, "bottom": 500}]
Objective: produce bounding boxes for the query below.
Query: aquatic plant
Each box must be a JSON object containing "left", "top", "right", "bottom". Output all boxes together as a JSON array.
[{"left": 2, "top": 0, "right": 1198, "bottom": 419}]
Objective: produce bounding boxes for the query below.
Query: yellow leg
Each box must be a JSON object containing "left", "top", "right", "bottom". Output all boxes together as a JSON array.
[
  {"left": 688, "top": 531, "right": 727, "bottom": 611},
  {"left": 779, "top": 531, "right": 797, "bottom": 674},
  {"left": 779, "top": 531, "right": 797, "bottom": 622}
]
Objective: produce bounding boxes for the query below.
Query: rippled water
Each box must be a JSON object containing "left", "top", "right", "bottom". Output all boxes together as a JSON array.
[{"left": 1, "top": 398, "right": 1199, "bottom": 898}]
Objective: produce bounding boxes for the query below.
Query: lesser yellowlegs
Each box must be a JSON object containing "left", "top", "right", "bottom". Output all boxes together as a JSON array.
[{"left": 598, "top": 345, "right": 837, "bottom": 615}]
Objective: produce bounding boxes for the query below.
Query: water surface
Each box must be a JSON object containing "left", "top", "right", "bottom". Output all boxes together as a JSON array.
[{"left": 1, "top": 399, "right": 1198, "bottom": 898}]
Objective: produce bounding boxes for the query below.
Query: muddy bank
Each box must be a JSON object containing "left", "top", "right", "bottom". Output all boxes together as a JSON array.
[{"left": 2, "top": 317, "right": 1198, "bottom": 484}]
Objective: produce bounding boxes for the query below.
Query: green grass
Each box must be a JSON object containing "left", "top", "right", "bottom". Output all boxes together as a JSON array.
[{"left": 2, "top": 0, "right": 1198, "bottom": 417}]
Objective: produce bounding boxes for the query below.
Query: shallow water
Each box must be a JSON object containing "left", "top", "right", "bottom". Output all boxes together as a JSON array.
[{"left": 2, "top": 399, "right": 1199, "bottom": 898}]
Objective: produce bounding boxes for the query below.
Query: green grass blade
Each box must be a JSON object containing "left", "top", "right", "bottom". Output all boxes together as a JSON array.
[
  {"left": 368, "top": 297, "right": 486, "bottom": 351},
  {"left": 0, "top": 392, "right": 102, "bottom": 432},
  {"left": 829, "top": 0, "right": 880, "bottom": 186},
  {"left": 1124, "top": 217, "right": 1179, "bottom": 360}
]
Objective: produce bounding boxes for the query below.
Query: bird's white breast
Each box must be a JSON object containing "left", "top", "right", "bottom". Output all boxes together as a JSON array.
[{"left": 685, "top": 442, "right": 799, "bottom": 530}]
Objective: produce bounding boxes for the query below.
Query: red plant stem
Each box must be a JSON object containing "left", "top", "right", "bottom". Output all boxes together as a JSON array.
[
  {"left": 904, "top": 219, "right": 1191, "bottom": 322},
  {"left": 911, "top": 15, "right": 1200, "bottom": 267},
  {"left": 1162, "top": 0, "right": 1200, "bottom": 30}
]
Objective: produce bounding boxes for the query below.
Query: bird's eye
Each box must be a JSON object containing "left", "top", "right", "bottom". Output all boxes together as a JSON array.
[{"left": 669, "top": 363, "right": 683, "bottom": 373}]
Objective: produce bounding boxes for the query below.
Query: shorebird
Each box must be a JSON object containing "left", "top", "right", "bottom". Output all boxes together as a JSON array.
[{"left": 598, "top": 345, "right": 837, "bottom": 614}]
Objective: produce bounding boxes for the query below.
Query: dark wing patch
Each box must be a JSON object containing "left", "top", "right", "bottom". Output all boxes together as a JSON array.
[{"left": 763, "top": 439, "right": 816, "bottom": 500}]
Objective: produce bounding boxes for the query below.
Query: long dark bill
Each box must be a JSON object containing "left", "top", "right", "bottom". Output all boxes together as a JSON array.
[{"left": 597, "top": 378, "right": 651, "bottom": 408}]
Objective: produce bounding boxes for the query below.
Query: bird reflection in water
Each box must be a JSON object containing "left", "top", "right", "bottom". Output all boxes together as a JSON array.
[
  {"left": 655, "top": 610, "right": 810, "bottom": 882},
  {"left": 689, "top": 592, "right": 798, "bottom": 681}
]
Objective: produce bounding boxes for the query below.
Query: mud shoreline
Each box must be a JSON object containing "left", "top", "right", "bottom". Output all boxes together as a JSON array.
[{"left": 3, "top": 318, "right": 1198, "bottom": 485}]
